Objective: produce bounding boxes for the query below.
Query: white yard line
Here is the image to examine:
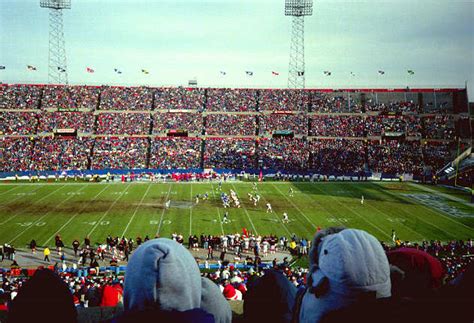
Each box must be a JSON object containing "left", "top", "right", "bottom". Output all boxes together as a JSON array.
[
  {"left": 307, "top": 183, "right": 391, "bottom": 240},
  {"left": 121, "top": 183, "right": 152, "bottom": 238},
  {"left": 342, "top": 185, "right": 425, "bottom": 240},
  {"left": 271, "top": 183, "right": 317, "bottom": 230},
  {"left": 43, "top": 185, "right": 111, "bottom": 246},
  {"left": 409, "top": 183, "right": 473, "bottom": 208},
  {"left": 253, "top": 184, "right": 292, "bottom": 236},
  {"left": 8, "top": 185, "right": 87, "bottom": 244},
  {"left": 87, "top": 184, "right": 132, "bottom": 238},
  {"left": 0, "top": 186, "right": 21, "bottom": 195},
  {"left": 189, "top": 184, "right": 193, "bottom": 236},
  {"left": 0, "top": 185, "right": 44, "bottom": 207},
  {"left": 0, "top": 185, "right": 66, "bottom": 226},
  {"left": 156, "top": 184, "right": 173, "bottom": 235},
  {"left": 375, "top": 183, "right": 474, "bottom": 236},
  {"left": 230, "top": 183, "right": 258, "bottom": 235},
  {"left": 210, "top": 182, "right": 225, "bottom": 235}
]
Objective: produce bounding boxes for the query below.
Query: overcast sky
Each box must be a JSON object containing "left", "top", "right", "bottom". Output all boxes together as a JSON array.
[{"left": 1, "top": 0, "right": 473, "bottom": 97}]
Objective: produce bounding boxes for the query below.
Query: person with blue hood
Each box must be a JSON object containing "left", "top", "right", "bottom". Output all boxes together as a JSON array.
[
  {"left": 296, "top": 227, "right": 392, "bottom": 323},
  {"left": 120, "top": 238, "right": 232, "bottom": 323}
]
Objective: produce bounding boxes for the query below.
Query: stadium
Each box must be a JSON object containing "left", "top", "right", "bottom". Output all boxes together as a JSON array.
[{"left": 0, "top": 0, "right": 473, "bottom": 322}]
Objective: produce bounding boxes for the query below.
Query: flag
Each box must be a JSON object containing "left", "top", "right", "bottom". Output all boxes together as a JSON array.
[
  {"left": 0, "top": 66, "right": 5, "bottom": 70},
  {"left": 141, "top": 69, "right": 149, "bottom": 74},
  {"left": 245, "top": 71, "right": 253, "bottom": 76},
  {"left": 272, "top": 71, "right": 279, "bottom": 76},
  {"left": 57, "top": 67, "right": 66, "bottom": 72},
  {"left": 220, "top": 71, "right": 226, "bottom": 75},
  {"left": 323, "top": 71, "right": 331, "bottom": 76},
  {"left": 27, "top": 65, "right": 37, "bottom": 71},
  {"left": 114, "top": 68, "right": 122, "bottom": 74},
  {"left": 378, "top": 70, "right": 385, "bottom": 75},
  {"left": 407, "top": 70, "right": 415, "bottom": 75},
  {"left": 86, "top": 67, "right": 94, "bottom": 73}
]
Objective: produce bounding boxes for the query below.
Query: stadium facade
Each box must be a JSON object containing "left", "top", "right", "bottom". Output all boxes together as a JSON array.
[{"left": 0, "top": 84, "right": 472, "bottom": 182}]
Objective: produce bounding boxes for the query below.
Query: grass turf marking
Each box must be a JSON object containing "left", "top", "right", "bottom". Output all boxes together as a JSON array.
[
  {"left": 121, "top": 183, "right": 153, "bottom": 238},
  {"left": 9, "top": 185, "right": 88, "bottom": 244},
  {"left": 43, "top": 184, "right": 111, "bottom": 246},
  {"left": 87, "top": 184, "right": 132, "bottom": 238}
]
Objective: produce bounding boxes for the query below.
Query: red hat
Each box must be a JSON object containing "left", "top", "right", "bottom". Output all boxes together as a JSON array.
[
  {"left": 387, "top": 248, "right": 445, "bottom": 289},
  {"left": 223, "top": 284, "right": 237, "bottom": 300}
]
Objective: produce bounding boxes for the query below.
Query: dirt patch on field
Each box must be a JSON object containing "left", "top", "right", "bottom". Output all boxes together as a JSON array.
[
  {"left": 384, "top": 184, "right": 409, "bottom": 191},
  {"left": 3, "top": 195, "right": 199, "bottom": 215},
  {"left": 4, "top": 200, "right": 145, "bottom": 215}
]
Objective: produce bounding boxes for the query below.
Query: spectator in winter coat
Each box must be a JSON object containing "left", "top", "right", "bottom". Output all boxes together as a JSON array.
[{"left": 121, "top": 238, "right": 231, "bottom": 323}]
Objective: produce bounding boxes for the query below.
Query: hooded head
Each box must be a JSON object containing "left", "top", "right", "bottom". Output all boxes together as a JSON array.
[
  {"left": 8, "top": 269, "right": 77, "bottom": 323},
  {"left": 299, "top": 228, "right": 391, "bottom": 323},
  {"left": 124, "top": 238, "right": 231, "bottom": 322},
  {"left": 244, "top": 269, "right": 297, "bottom": 323},
  {"left": 387, "top": 247, "right": 445, "bottom": 297}
]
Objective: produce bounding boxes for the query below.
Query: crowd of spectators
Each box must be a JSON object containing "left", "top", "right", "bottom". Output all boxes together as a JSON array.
[
  {"left": 153, "top": 112, "right": 203, "bottom": 134},
  {"left": 308, "top": 92, "right": 359, "bottom": 113},
  {"left": 204, "top": 138, "right": 256, "bottom": 170},
  {"left": 0, "top": 85, "right": 467, "bottom": 176},
  {"left": 368, "top": 140, "right": 423, "bottom": 175},
  {"left": 206, "top": 89, "right": 258, "bottom": 112},
  {"left": 308, "top": 139, "right": 366, "bottom": 174},
  {"left": 29, "top": 137, "right": 93, "bottom": 171},
  {"left": 422, "top": 141, "right": 455, "bottom": 171},
  {"left": 155, "top": 87, "right": 205, "bottom": 110},
  {"left": 0, "top": 230, "right": 472, "bottom": 322},
  {"left": 0, "top": 85, "right": 42, "bottom": 110},
  {"left": 366, "top": 100, "right": 419, "bottom": 113},
  {"left": 91, "top": 138, "right": 148, "bottom": 170},
  {"left": 37, "top": 112, "right": 94, "bottom": 133},
  {"left": 99, "top": 87, "right": 153, "bottom": 111},
  {"left": 422, "top": 115, "right": 456, "bottom": 140},
  {"left": 260, "top": 114, "right": 308, "bottom": 136},
  {"left": 259, "top": 89, "right": 310, "bottom": 111},
  {"left": 41, "top": 86, "right": 100, "bottom": 110},
  {"left": 0, "top": 112, "right": 38, "bottom": 135},
  {"left": 258, "top": 138, "right": 309, "bottom": 171},
  {"left": 205, "top": 114, "right": 256, "bottom": 136},
  {"left": 365, "top": 116, "right": 407, "bottom": 136},
  {"left": 404, "top": 115, "right": 422, "bottom": 137},
  {"left": 149, "top": 137, "right": 201, "bottom": 169},
  {"left": 310, "top": 116, "right": 365, "bottom": 137},
  {"left": 96, "top": 113, "right": 151, "bottom": 135},
  {"left": 0, "top": 138, "right": 33, "bottom": 172}
]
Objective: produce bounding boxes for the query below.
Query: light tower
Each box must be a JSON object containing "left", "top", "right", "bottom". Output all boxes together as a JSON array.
[
  {"left": 285, "top": 0, "right": 313, "bottom": 89},
  {"left": 40, "top": 0, "right": 71, "bottom": 85}
]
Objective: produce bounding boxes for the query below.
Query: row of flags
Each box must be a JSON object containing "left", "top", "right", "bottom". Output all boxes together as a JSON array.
[
  {"left": 322, "top": 70, "right": 416, "bottom": 76},
  {"left": 0, "top": 65, "right": 417, "bottom": 76}
]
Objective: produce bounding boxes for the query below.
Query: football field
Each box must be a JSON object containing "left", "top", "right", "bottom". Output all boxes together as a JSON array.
[{"left": 0, "top": 181, "right": 473, "bottom": 249}]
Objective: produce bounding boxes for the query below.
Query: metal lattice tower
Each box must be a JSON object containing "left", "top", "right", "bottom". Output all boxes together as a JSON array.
[
  {"left": 285, "top": 0, "right": 313, "bottom": 89},
  {"left": 40, "top": 1, "right": 71, "bottom": 85}
]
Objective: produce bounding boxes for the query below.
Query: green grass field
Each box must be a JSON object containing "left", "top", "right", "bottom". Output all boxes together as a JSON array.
[{"left": 0, "top": 181, "right": 473, "bottom": 249}]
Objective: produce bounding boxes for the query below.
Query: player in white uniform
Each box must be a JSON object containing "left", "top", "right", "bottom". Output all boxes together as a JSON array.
[
  {"left": 282, "top": 212, "right": 289, "bottom": 223},
  {"left": 165, "top": 200, "right": 171, "bottom": 209},
  {"left": 266, "top": 203, "right": 273, "bottom": 213},
  {"left": 289, "top": 187, "right": 294, "bottom": 197},
  {"left": 360, "top": 195, "right": 364, "bottom": 205},
  {"left": 222, "top": 211, "right": 230, "bottom": 224}
]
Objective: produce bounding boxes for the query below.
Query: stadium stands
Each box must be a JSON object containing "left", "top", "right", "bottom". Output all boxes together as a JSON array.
[
  {"left": 0, "top": 233, "right": 472, "bottom": 322},
  {"left": 149, "top": 137, "right": 201, "bottom": 169},
  {"left": 0, "top": 85, "right": 470, "bottom": 177}
]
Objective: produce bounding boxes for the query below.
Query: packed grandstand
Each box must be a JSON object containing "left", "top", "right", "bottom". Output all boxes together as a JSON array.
[{"left": 0, "top": 84, "right": 471, "bottom": 180}]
